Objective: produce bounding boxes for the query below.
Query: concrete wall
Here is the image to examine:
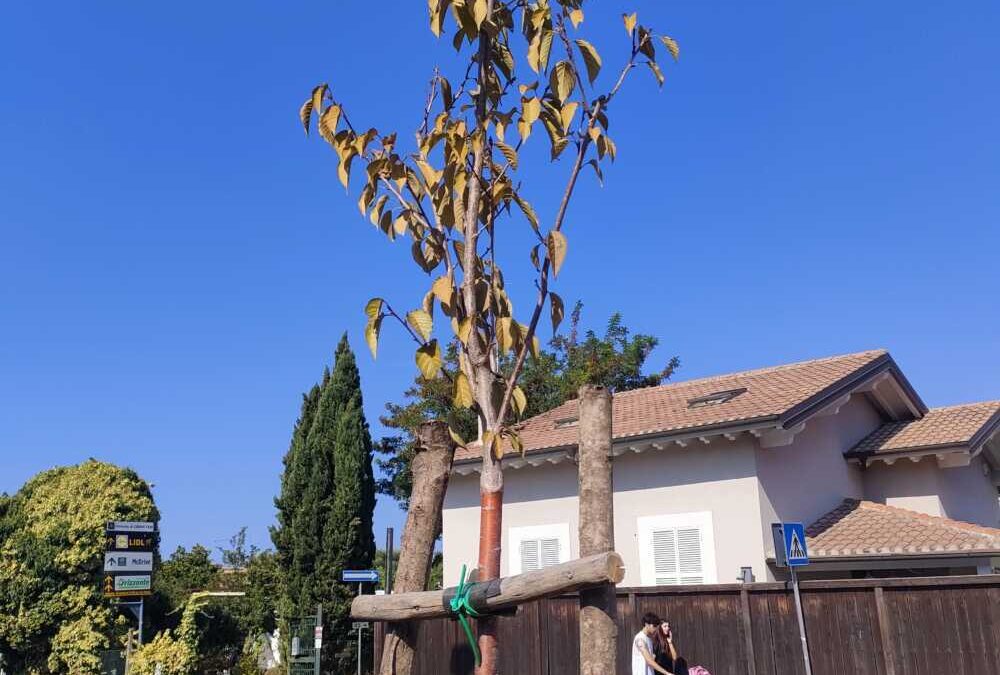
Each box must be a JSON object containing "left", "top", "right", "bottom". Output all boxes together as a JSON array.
[
  {"left": 863, "top": 454, "right": 1000, "bottom": 526},
  {"left": 442, "top": 436, "right": 769, "bottom": 587}
]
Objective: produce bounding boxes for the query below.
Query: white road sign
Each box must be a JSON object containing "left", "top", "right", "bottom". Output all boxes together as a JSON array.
[
  {"left": 104, "top": 552, "right": 154, "bottom": 572},
  {"left": 106, "top": 521, "right": 155, "bottom": 533},
  {"left": 114, "top": 575, "right": 152, "bottom": 592}
]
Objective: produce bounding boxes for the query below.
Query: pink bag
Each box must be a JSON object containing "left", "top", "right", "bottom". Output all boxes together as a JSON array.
[{"left": 688, "top": 667, "right": 712, "bottom": 675}]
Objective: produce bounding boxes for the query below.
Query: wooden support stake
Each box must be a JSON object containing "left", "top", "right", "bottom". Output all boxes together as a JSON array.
[
  {"left": 353, "top": 551, "right": 626, "bottom": 621},
  {"left": 578, "top": 385, "right": 618, "bottom": 675},
  {"left": 378, "top": 421, "right": 455, "bottom": 675},
  {"left": 874, "top": 586, "right": 897, "bottom": 675},
  {"left": 739, "top": 589, "right": 757, "bottom": 675}
]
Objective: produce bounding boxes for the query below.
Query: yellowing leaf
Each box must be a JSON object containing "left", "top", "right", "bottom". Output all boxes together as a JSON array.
[
  {"left": 311, "top": 84, "right": 328, "bottom": 122},
  {"left": 647, "top": 60, "right": 665, "bottom": 87},
  {"left": 364, "top": 315, "right": 383, "bottom": 359},
  {"left": 496, "top": 139, "right": 518, "bottom": 170},
  {"left": 406, "top": 309, "right": 434, "bottom": 342},
  {"left": 560, "top": 102, "right": 579, "bottom": 133},
  {"left": 550, "top": 61, "right": 575, "bottom": 104},
  {"left": 431, "top": 275, "right": 454, "bottom": 307},
  {"left": 569, "top": 8, "right": 584, "bottom": 28},
  {"left": 453, "top": 371, "right": 474, "bottom": 408},
  {"left": 660, "top": 35, "right": 680, "bottom": 61},
  {"left": 511, "top": 386, "right": 527, "bottom": 416},
  {"left": 550, "top": 292, "right": 565, "bottom": 332},
  {"left": 513, "top": 193, "right": 539, "bottom": 235},
  {"left": 338, "top": 152, "right": 355, "bottom": 188},
  {"left": 522, "top": 97, "right": 541, "bottom": 124},
  {"left": 416, "top": 158, "right": 442, "bottom": 187},
  {"left": 547, "top": 230, "right": 567, "bottom": 276},
  {"left": 415, "top": 339, "right": 442, "bottom": 379},
  {"left": 456, "top": 317, "right": 473, "bottom": 345},
  {"left": 365, "top": 298, "right": 383, "bottom": 320},
  {"left": 319, "top": 104, "right": 341, "bottom": 143},
  {"left": 449, "top": 425, "right": 468, "bottom": 447},
  {"left": 299, "top": 98, "right": 314, "bottom": 135},
  {"left": 496, "top": 317, "right": 514, "bottom": 354},
  {"left": 575, "top": 39, "right": 602, "bottom": 84},
  {"left": 623, "top": 12, "right": 637, "bottom": 37},
  {"left": 473, "top": 0, "right": 489, "bottom": 27}
]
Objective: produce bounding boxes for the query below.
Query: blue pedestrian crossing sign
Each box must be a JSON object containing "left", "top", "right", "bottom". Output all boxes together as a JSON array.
[{"left": 781, "top": 523, "right": 810, "bottom": 567}]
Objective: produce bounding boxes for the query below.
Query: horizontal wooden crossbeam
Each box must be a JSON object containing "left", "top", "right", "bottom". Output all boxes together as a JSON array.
[{"left": 351, "top": 551, "right": 624, "bottom": 622}]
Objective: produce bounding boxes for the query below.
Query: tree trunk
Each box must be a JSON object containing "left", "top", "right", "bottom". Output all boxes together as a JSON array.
[
  {"left": 378, "top": 421, "right": 455, "bottom": 675},
  {"left": 578, "top": 385, "right": 618, "bottom": 675}
]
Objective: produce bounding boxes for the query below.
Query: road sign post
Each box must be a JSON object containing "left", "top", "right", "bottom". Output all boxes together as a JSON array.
[
  {"left": 341, "top": 570, "right": 378, "bottom": 675},
  {"left": 772, "top": 522, "right": 812, "bottom": 675}
]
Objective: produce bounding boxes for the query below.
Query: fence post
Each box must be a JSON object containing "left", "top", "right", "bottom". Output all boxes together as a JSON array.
[
  {"left": 873, "top": 586, "right": 897, "bottom": 675},
  {"left": 739, "top": 589, "right": 757, "bottom": 675}
]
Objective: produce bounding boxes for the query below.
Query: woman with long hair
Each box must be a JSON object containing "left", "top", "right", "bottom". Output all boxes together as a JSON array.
[{"left": 652, "top": 620, "right": 686, "bottom": 675}]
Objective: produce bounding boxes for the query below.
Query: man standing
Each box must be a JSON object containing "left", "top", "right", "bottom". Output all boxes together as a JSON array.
[{"left": 633, "top": 612, "right": 674, "bottom": 675}]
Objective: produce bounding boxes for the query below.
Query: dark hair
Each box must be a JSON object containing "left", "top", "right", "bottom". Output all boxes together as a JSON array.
[
  {"left": 642, "top": 612, "right": 660, "bottom": 627},
  {"left": 651, "top": 620, "right": 671, "bottom": 654}
]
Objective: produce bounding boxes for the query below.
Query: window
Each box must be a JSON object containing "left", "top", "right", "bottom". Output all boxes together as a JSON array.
[
  {"left": 554, "top": 416, "right": 579, "bottom": 429},
  {"left": 508, "top": 523, "right": 571, "bottom": 575},
  {"left": 637, "top": 512, "right": 717, "bottom": 586},
  {"left": 687, "top": 388, "right": 747, "bottom": 409}
]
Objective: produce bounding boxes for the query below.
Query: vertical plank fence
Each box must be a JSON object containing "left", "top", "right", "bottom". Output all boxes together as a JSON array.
[{"left": 373, "top": 575, "right": 1000, "bottom": 675}]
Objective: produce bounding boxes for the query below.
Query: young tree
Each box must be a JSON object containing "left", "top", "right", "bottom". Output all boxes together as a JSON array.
[
  {"left": 376, "top": 304, "right": 678, "bottom": 507},
  {"left": 302, "top": 2, "right": 678, "bottom": 670}
]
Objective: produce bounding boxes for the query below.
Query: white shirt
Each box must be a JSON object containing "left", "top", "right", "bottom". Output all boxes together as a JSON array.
[{"left": 632, "top": 630, "right": 654, "bottom": 675}]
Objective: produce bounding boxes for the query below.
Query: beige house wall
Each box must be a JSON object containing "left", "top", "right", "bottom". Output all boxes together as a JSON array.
[
  {"left": 443, "top": 436, "right": 769, "bottom": 587},
  {"left": 863, "top": 454, "right": 1000, "bottom": 527}
]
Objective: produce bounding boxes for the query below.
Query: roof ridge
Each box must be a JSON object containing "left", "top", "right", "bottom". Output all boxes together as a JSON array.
[
  {"left": 925, "top": 401, "right": 1000, "bottom": 412},
  {"left": 611, "top": 349, "right": 888, "bottom": 400},
  {"left": 856, "top": 500, "right": 1000, "bottom": 540}
]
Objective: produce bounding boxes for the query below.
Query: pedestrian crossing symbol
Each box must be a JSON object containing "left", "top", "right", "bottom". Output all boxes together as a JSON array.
[{"left": 782, "top": 522, "right": 810, "bottom": 566}]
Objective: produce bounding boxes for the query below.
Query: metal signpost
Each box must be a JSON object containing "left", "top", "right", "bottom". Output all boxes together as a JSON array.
[
  {"left": 343, "top": 570, "right": 379, "bottom": 675},
  {"left": 772, "top": 522, "right": 812, "bottom": 675},
  {"left": 103, "top": 521, "right": 157, "bottom": 646}
]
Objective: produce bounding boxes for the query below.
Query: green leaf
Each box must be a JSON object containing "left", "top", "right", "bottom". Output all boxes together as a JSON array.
[
  {"left": 547, "top": 230, "right": 567, "bottom": 276},
  {"left": 415, "top": 340, "right": 442, "bottom": 379},
  {"left": 575, "top": 39, "right": 602, "bottom": 84},
  {"left": 453, "top": 371, "right": 474, "bottom": 408},
  {"left": 511, "top": 386, "right": 527, "bottom": 416},
  {"left": 406, "top": 309, "right": 434, "bottom": 342},
  {"left": 550, "top": 61, "right": 575, "bottom": 104},
  {"left": 623, "top": 12, "right": 637, "bottom": 37},
  {"left": 660, "top": 35, "right": 680, "bottom": 61},
  {"left": 550, "top": 292, "right": 565, "bottom": 332}
]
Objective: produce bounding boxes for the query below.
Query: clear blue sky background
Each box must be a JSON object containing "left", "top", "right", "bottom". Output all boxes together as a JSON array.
[{"left": 2, "top": 1, "right": 998, "bottom": 556}]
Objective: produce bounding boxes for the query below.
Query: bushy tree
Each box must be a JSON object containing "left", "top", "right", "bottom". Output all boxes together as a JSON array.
[
  {"left": 376, "top": 304, "right": 678, "bottom": 506},
  {"left": 0, "top": 459, "right": 159, "bottom": 674}
]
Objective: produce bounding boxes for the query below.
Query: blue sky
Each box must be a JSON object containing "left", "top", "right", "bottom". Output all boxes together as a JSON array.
[{"left": 1, "top": 1, "right": 998, "bottom": 556}]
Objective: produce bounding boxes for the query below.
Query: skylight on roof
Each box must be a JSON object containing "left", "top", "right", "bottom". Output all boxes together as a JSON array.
[
  {"left": 554, "top": 417, "right": 579, "bottom": 429},
  {"left": 687, "top": 388, "right": 747, "bottom": 409}
]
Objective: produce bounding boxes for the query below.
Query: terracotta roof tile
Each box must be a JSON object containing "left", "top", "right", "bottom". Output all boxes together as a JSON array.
[
  {"left": 456, "top": 350, "right": 890, "bottom": 461},
  {"left": 847, "top": 401, "right": 1000, "bottom": 457},
  {"left": 806, "top": 499, "right": 1000, "bottom": 558}
]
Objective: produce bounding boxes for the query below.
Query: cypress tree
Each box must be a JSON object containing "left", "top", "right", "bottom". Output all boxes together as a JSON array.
[
  {"left": 324, "top": 336, "right": 377, "bottom": 672},
  {"left": 272, "top": 336, "right": 376, "bottom": 673}
]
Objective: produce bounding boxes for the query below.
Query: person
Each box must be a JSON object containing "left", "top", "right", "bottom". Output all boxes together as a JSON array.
[
  {"left": 633, "top": 612, "right": 675, "bottom": 675},
  {"left": 653, "top": 620, "right": 688, "bottom": 675}
]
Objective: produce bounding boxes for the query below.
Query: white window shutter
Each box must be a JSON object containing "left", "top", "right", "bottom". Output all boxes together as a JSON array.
[
  {"left": 540, "top": 538, "right": 560, "bottom": 568},
  {"left": 652, "top": 529, "right": 679, "bottom": 585},
  {"left": 676, "top": 527, "right": 704, "bottom": 584},
  {"left": 521, "top": 539, "right": 540, "bottom": 572}
]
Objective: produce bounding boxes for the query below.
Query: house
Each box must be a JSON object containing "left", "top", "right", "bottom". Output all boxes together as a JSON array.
[{"left": 441, "top": 350, "right": 1000, "bottom": 586}]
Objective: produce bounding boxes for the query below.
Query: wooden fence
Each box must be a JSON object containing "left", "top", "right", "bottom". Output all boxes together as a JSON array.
[{"left": 374, "top": 575, "right": 1000, "bottom": 675}]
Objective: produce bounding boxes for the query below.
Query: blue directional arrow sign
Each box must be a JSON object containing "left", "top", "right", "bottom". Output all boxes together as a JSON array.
[
  {"left": 781, "top": 522, "right": 810, "bottom": 567},
  {"left": 342, "top": 569, "right": 380, "bottom": 583}
]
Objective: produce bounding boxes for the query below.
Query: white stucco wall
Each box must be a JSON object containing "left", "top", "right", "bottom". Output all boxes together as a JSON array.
[
  {"left": 754, "top": 395, "right": 876, "bottom": 569},
  {"left": 863, "top": 454, "right": 1000, "bottom": 526},
  {"left": 442, "top": 436, "right": 769, "bottom": 587}
]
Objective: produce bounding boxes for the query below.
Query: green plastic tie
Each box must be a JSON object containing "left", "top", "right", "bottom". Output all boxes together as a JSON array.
[{"left": 449, "top": 564, "right": 481, "bottom": 666}]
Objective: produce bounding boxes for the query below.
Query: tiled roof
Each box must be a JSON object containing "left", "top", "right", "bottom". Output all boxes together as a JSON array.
[
  {"left": 456, "top": 350, "right": 892, "bottom": 461},
  {"left": 847, "top": 401, "right": 1000, "bottom": 457},
  {"left": 806, "top": 499, "right": 1000, "bottom": 559}
]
